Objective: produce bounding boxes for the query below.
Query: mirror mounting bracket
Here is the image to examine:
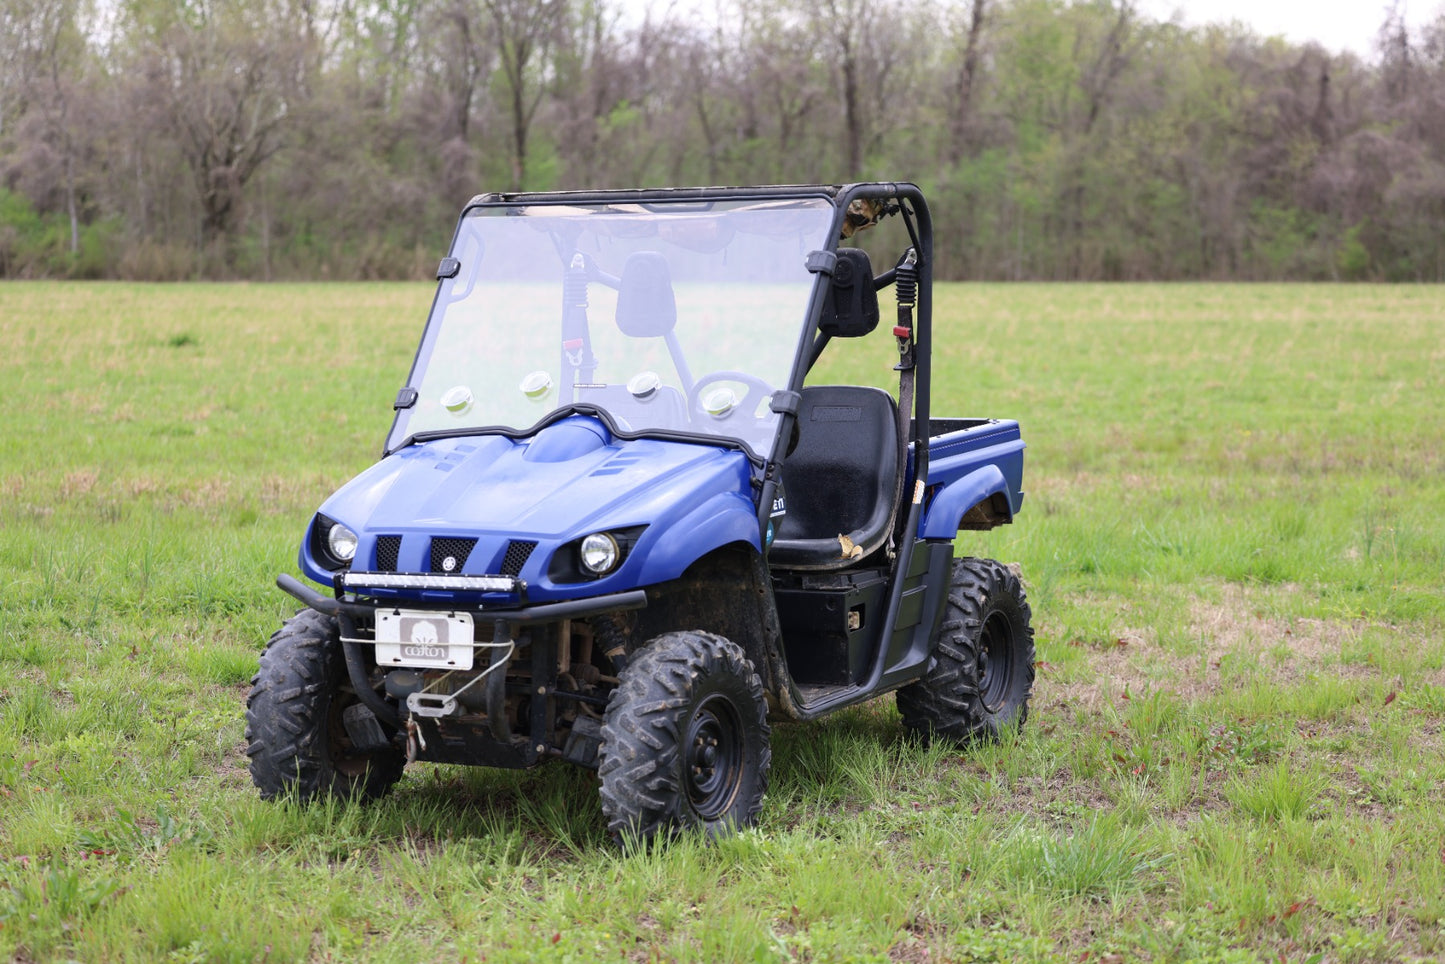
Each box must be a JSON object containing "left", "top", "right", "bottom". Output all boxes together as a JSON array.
[{"left": 805, "top": 250, "right": 837, "bottom": 276}]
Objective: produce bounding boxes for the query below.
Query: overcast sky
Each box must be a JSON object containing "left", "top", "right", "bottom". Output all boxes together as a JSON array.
[
  {"left": 620, "top": 0, "right": 1443, "bottom": 59},
  {"left": 1138, "top": 0, "right": 1440, "bottom": 57}
]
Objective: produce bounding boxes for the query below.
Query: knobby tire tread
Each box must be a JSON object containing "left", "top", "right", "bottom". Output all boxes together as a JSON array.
[
  {"left": 245, "top": 609, "right": 405, "bottom": 802},
  {"left": 598, "top": 631, "right": 770, "bottom": 846},
  {"left": 897, "top": 557, "right": 1035, "bottom": 745}
]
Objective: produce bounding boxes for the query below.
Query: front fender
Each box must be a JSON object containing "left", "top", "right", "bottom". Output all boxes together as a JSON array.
[
  {"left": 633, "top": 491, "right": 762, "bottom": 586},
  {"left": 920, "top": 465, "right": 1014, "bottom": 539}
]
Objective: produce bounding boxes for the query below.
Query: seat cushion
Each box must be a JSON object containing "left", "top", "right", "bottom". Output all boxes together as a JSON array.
[{"left": 769, "top": 385, "right": 900, "bottom": 570}]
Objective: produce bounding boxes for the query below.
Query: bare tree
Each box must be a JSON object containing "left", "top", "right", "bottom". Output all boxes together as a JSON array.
[
  {"left": 480, "top": 0, "right": 568, "bottom": 190},
  {"left": 123, "top": 0, "right": 312, "bottom": 251},
  {"left": 814, "top": 0, "right": 872, "bottom": 175},
  {"left": 549, "top": 0, "right": 612, "bottom": 184},
  {"left": 434, "top": 0, "right": 487, "bottom": 142},
  {"left": 4, "top": 0, "right": 1445, "bottom": 281},
  {"left": 949, "top": 0, "right": 988, "bottom": 162},
  {"left": 1, "top": 0, "right": 97, "bottom": 257}
]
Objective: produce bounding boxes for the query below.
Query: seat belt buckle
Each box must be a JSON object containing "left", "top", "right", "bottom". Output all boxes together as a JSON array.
[{"left": 893, "top": 325, "right": 915, "bottom": 370}]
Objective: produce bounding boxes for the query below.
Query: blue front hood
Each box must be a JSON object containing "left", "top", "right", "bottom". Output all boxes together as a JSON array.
[{"left": 302, "top": 417, "right": 762, "bottom": 600}]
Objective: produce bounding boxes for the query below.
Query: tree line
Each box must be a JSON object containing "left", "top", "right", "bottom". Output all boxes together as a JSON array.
[{"left": 2, "top": 0, "right": 1443, "bottom": 281}]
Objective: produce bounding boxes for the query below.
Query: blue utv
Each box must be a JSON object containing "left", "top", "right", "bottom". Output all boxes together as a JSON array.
[{"left": 246, "top": 182, "right": 1034, "bottom": 844}]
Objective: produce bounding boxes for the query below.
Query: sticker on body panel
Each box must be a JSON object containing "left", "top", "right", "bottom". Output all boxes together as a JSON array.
[{"left": 375, "top": 610, "right": 475, "bottom": 669}]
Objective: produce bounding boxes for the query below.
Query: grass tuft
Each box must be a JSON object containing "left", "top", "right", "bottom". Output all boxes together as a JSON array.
[
  {"left": 1225, "top": 759, "right": 1327, "bottom": 821},
  {"left": 1006, "top": 816, "right": 1172, "bottom": 902}
]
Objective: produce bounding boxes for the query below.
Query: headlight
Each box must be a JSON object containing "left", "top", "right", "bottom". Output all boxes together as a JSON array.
[
  {"left": 327, "top": 522, "right": 358, "bottom": 563},
  {"left": 547, "top": 526, "right": 646, "bottom": 584},
  {"left": 579, "top": 532, "right": 620, "bottom": 575}
]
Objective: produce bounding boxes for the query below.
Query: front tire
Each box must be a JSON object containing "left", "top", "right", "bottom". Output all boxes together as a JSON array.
[
  {"left": 245, "top": 609, "right": 406, "bottom": 802},
  {"left": 897, "top": 558, "right": 1035, "bottom": 744},
  {"left": 598, "top": 631, "right": 770, "bottom": 845}
]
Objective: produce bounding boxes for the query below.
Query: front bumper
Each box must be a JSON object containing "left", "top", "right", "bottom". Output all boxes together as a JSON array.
[
  {"left": 276, "top": 572, "right": 647, "bottom": 624},
  {"left": 275, "top": 572, "right": 647, "bottom": 769}
]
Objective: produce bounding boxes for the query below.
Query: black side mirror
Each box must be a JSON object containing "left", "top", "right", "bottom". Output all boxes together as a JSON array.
[
  {"left": 818, "top": 248, "right": 879, "bottom": 338},
  {"left": 615, "top": 252, "right": 677, "bottom": 337}
]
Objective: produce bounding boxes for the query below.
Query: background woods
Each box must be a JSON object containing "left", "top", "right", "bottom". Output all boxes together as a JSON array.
[{"left": 2, "top": 0, "right": 1444, "bottom": 281}]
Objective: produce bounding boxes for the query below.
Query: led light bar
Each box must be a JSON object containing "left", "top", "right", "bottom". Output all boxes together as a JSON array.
[{"left": 341, "top": 572, "right": 521, "bottom": 593}]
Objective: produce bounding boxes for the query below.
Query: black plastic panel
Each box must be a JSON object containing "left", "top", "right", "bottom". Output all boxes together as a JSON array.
[{"left": 775, "top": 569, "right": 888, "bottom": 685}]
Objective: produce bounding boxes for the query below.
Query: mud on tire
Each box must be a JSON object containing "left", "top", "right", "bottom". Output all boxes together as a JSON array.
[
  {"left": 245, "top": 609, "right": 405, "bottom": 802},
  {"left": 598, "top": 631, "right": 770, "bottom": 846},
  {"left": 897, "top": 557, "right": 1035, "bottom": 744}
]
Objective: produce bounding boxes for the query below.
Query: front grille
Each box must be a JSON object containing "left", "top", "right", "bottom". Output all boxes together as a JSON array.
[
  {"left": 430, "top": 537, "right": 477, "bottom": 573},
  {"left": 500, "top": 540, "right": 537, "bottom": 576},
  {"left": 375, "top": 536, "right": 401, "bottom": 572}
]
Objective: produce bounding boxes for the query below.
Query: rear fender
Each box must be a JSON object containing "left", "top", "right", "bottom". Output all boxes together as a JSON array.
[{"left": 920, "top": 465, "right": 1014, "bottom": 539}]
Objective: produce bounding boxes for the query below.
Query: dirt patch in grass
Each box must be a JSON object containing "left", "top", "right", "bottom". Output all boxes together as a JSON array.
[
  {"left": 1187, "top": 585, "right": 1365, "bottom": 663},
  {"left": 61, "top": 470, "right": 100, "bottom": 498},
  {"left": 1017, "top": 582, "right": 1445, "bottom": 838},
  {"left": 888, "top": 919, "right": 940, "bottom": 963},
  {"left": 1049, "top": 584, "right": 1390, "bottom": 715},
  {"left": 1009, "top": 769, "right": 1116, "bottom": 821},
  {"left": 1046, "top": 643, "right": 1141, "bottom": 711},
  {"left": 218, "top": 741, "right": 254, "bottom": 791}
]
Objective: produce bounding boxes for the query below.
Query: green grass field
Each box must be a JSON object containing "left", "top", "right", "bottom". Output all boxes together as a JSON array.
[{"left": 2, "top": 281, "right": 1442, "bottom": 963}]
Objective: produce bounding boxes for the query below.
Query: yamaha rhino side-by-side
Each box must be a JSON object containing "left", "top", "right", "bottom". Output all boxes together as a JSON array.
[{"left": 246, "top": 182, "right": 1035, "bottom": 843}]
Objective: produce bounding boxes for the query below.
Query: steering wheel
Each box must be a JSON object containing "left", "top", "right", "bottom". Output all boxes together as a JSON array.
[{"left": 687, "top": 371, "right": 775, "bottom": 421}]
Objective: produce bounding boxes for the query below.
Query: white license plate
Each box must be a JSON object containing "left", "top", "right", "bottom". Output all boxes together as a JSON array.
[{"left": 374, "top": 610, "right": 474, "bottom": 670}]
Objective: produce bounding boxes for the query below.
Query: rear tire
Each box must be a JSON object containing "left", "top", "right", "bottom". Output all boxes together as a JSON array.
[
  {"left": 897, "top": 558, "right": 1035, "bottom": 744},
  {"left": 245, "top": 609, "right": 405, "bottom": 802},
  {"left": 598, "top": 631, "right": 770, "bottom": 846}
]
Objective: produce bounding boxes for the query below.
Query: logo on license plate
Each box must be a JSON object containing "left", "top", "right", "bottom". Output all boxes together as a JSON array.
[
  {"left": 376, "top": 609, "right": 473, "bottom": 669},
  {"left": 401, "top": 619, "right": 445, "bottom": 659},
  {"left": 401, "top": 617, "right": 443, "bottom": 657}
]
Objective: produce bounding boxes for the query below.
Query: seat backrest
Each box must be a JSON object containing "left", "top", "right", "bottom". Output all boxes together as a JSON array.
[
  {"left": 770, "top": 385, "right": 899, "bottom": 570},
  {"left": 615, "top": 252, "right": 677, "bottom": 337}
]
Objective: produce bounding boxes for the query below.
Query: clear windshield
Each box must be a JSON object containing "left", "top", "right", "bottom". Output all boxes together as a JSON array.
[{"left": 387, "top": 196, "right": 836, "bottom": 457}]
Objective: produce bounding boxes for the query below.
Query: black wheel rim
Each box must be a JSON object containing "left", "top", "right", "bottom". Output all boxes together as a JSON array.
[
  {"left": 327, "top": 689, "right": 391, "bottom": 778},
  {"left": 977, "top": 611, "right": 1016, "bottom": 713},
  {"left": 327, "top": 693, "right": 368, "bottom": 777},
  {"left": 683, "top": 693, "right": 745, "bottom": 820}
]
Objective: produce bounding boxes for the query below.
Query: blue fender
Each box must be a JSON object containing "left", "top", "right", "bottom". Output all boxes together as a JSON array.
[
  {"left": 632, "top": 490, "right": 762, "bottom": 586},
  {"left": 920, "top": 464, "right": 1014, "bottom": 539}
]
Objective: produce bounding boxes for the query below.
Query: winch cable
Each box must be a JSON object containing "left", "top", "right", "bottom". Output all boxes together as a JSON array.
[{"left": 404, "top": 635, "right": 516, "bottom": 762}]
